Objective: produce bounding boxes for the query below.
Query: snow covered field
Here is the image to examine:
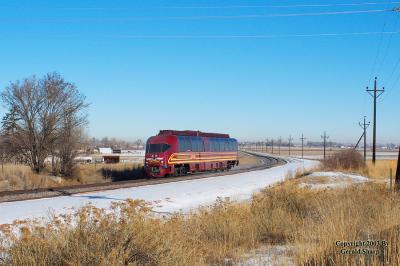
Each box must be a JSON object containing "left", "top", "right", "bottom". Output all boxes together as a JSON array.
[{"left": 0, "top": 157, "right": 319, "bottom": 225}]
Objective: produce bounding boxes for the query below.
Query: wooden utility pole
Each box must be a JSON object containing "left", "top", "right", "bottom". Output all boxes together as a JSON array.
[
  {"left": 271, "top": 139, "right": 274, "bottom": 154},
  {"left": 366, "top": 77, "right": 384, "bottom": 164},
  {"left": 300, "top": 134, "right": 306, "bottom": 159},
  {"left": 278, "top": 137, "right": 282, "bottom": 155},
  {"left": 288, "top": 135, "right": 293, "bottom": 156},
  {"left": 396, "top": 146, "right": 400, "bottom": 190},
  {"left": 359, "top": 116, "right": 370, "bottom": 161},
  {"left": 321, "top": 131, "right": 329, "bottom": 161}
]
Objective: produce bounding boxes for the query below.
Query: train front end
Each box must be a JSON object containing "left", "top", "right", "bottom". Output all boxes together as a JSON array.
[{"left": 144, "top": 135, "right": 176, "bottom": 177}]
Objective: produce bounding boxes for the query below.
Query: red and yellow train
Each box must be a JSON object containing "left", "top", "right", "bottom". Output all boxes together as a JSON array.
[{"left": 144, "top": 130, "right": 239, "bottom": 177}]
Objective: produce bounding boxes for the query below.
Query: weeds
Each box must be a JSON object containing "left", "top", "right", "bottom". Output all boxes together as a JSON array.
[
  {"left": 323, "top": 149, "right": 366, "bottom": 171},
  {"left": 2, "top": 182, "right": 400, "bottom": 265},
  {"left": 0, "top": 163, "right": 143, "bottom": 192}
]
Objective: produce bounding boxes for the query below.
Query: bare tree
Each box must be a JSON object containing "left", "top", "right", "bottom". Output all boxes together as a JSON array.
[
  {"left": 1, "top": 73, "right": 89, "bottom": 174},
  {"left": 56, "top": 113, "right": 88, "bottom": 177}
]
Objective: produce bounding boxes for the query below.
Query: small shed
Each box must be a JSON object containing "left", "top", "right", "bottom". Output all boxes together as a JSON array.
[{"left": 103, "top": 155, "right": 120, "bottom": 164}]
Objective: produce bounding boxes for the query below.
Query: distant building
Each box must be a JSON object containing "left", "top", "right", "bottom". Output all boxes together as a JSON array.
[
  {"left": 98, "top": 147, "right": 113, "bottom": 154},
  {"left": 74, "top": 156, "right": 93, "bottom": 163}
]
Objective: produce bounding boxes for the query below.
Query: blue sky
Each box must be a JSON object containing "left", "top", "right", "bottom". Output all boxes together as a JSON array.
[{"left": 1, "top": 1, "right": 400, "bottom": 143}]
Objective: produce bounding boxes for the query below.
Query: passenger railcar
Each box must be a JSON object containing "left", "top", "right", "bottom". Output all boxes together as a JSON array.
[{"left": 144, "top": 130, "right": 239, "bottom": 177}]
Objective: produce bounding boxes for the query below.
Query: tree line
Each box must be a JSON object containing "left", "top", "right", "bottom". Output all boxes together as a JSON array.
[{"left": 0, "top": 73, "right": 89, "bottom": 176}]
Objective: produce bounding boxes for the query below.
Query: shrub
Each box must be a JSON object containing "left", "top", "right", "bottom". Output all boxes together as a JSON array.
[{"left": 323, "top": 149, "right": 366, "bottom": 170}]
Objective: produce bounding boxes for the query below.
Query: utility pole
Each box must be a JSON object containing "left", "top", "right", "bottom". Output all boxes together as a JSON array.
[
  {"left": 396, "top": 145, "right": 400, "bottom": 190},
  {"left": 366, "top": 77, "right": 384, "bottom": 164},
  {"left": 359, "top": 116, "right": 370, "bottom": 161},
  {"left": 321, "top": 131, "right": 329, "bottom": 161},
  {"left": 278, "top": 137, "right": 282, "bottom": 155},
  {"left": 271, "top": 139, "right": 274, "bottom": 154},
  {"left": 300, "top": 134, "right": 306, "bottom": 159},
  {"left": 288, "top": 135, "right": 293, "bottom": 156},
  {"left": 266, "top": 139, "right": 269, "bottom": 153}
]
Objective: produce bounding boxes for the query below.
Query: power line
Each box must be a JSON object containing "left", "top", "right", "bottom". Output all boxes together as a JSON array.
[
  {"left": 375, "top": 14, "right": 400, "bottom": 80},
  {"left": 0, "top": 9, "right": 390, "bottom": 24},
  {"left": 87, "top": 31, "right": 400, "bottom": 40},
  {"left": 384, "top": 6, "right": 400, "bottom": 96},
  {"left": 165, "top": 2, "right": 400, "bottom": 9},
  {"left": 368, "top": 5, "right": 400, "bottom": 87},
  {"left": 367, "top": 12, "right": 390, "bottom": 85},
  {"left": 25, "top": 2, "right": 400, "bottom": 10}
]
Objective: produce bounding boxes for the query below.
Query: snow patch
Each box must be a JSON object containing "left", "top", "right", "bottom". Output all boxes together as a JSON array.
[
  {"left": 298, "top": 171, "right": 369, "bottom": 190},
  {"left": 0, "top": 157, "right": 319, "bottom": 225}
]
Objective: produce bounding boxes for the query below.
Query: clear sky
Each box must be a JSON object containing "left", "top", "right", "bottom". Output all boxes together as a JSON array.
[{"left": 1, "top": 1, "right": 400, "bottom": 143}]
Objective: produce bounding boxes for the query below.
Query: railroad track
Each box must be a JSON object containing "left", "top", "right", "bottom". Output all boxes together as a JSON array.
[{"left": 0, "top": 152, "right": 286, "bottom": 203}]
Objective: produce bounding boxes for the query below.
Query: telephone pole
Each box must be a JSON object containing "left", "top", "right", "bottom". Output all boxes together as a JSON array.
[
  {"left": 288, "top": 135, "right": 293, "bottom": 156},
  {"left": 278, "top": 137, "right": 282, "bottom": 155},
  {"left": 359, "top": 116, "right": 370, "bottom": 161},
  {"left": 300, "top": 134, "right": 306, "bottom": 159},
  {"left": 396, "top": 146, "right": 400, "bottom": 190},
  {"left": 366, "top": 77, "right": 384, "bottom": 164},
  {"left": 271, "top": 139, "right": 274, "bottom": 154},
  {"left": 321, "top": 131, "right": 329, "bottom": 161}
]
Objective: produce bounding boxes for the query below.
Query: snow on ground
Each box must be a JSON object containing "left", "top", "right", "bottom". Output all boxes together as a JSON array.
[
  {"left": 298, "top": 171, "right": 369, "bottom": 190},
  {"left": 236, "top": 245, "right": 295, "bottom": 266},
  {"left": 0, "top": 157, "right": 318, "bottom": 225}
]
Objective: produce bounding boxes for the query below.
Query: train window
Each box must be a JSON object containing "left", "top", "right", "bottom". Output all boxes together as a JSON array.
[
  {"left": 191, "top": 137, "right": 202, "bottom": 152},
  {"left": 178, "top": 136, "right": 191, "bottom": 152},
  {"left": 199, "top": 139, "right": 204, "bottom": 152},
  {"left": 148, "top": 143, "right": 170, "bottom": 153},
  {"left": 162, "top": 144, "right": 171, "bottom": 152},
  {"left": 185, "top": 136, "right": 192, "bottom": 151},
  {"left": 190, "top": 137, "right": 196, "bottom": 152},
  {"left": 178, "top": 136, "right": 184, "bottom": 152},
  {"left": 233, "top": 141, "right": 238, "bottom": 151},
  {"left": 219, "top": 139, "right": 224, "bottom": 152},
  {"left": 204, "top": 140, "right": 210, "bottom": 152}
]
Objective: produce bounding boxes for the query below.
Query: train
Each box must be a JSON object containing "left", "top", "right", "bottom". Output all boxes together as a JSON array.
[{"left": 144, "top": 130, "right": 239, "bottom": 177}]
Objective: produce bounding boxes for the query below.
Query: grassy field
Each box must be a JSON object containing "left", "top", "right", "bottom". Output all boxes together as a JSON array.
[
  {"left": 0, "top": 163, "right": 143, "bottom": 192},
  {"left": 2, "top": 159, "right": 400, "bottom": 265}
]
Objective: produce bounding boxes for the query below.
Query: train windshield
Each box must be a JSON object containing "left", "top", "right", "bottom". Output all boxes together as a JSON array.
[{"left": 146, "top": 143, "right": 171, "bottom": 153}]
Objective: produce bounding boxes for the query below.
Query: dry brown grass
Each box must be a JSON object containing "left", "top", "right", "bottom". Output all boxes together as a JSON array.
[
  {"left": 2, "top": 181, "right": 400, "bottom": 265},
  {"left": 0, "top": 163, "right": 143, "bottom": 192},
  {"left": 365, "top": 160, "right": 397, "bottom": 179},
  {"left": 0, "top": 164, "right": 79, "bottom": 191},
  {"left": 237, "top": 152, "right": 259, "bottom": 166}
]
